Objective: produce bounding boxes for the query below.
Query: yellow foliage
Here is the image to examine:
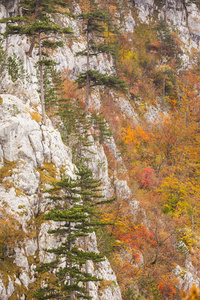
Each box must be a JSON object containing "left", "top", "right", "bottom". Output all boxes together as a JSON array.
[
  {"left": 0, "top": 160, "right": 17, "bottom": 189},
  {"left": 37, "top": 162, "right": 58, "bottom": 186},
  {"left": 15, "top": 187, "right": 24, "bottom": 196},
  {"left": 179, "top": 228, "right": 198, "bottom": 247},
  {"left": 181, "top": 285, "right": 200, "bottom": 299},
  {"left": 120, "top": 49, "right": 138, "bottom": 61},
  {"left": 137, "top": 125, "right": 150, "bottom": 141},
  {"left": 29, "top": 110, "right": 42, "bottom": 123},
  {"left": 103, "top": 25, "right": 116, "bottom": 45},
  {"left": 119, "top": 49, "right": 141, "bottom": 76},
  {"left": 99, "top": 280, "right": 116, "bottom": 292},
  {"left": 0, "top": 160, "right": 17, "bottom": 182},
  {"left": 158, "top": 64, "right": 172, "bottom": 72},
  {"left": 0, "top": 210, "right": 25, "bottom": 262},
  {"left": 122, "top": 125, "right": 149, "bottom": 147}
]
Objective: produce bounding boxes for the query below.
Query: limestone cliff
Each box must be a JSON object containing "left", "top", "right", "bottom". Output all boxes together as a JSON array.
[
  {"left": 0, "top": 0, "right": 200, "bottom": 298},
  {"left": 0, "top": 93, "right": 123, "bottom": 299}
]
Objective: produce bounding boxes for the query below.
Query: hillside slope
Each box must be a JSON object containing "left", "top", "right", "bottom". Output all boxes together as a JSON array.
[{"left": 0, "top": 0, "right": 200, "bottom": 299}]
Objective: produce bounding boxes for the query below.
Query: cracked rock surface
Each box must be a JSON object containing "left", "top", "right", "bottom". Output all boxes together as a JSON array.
[{"left": 0, "top": 93, "right": 122, "bottom": 299}]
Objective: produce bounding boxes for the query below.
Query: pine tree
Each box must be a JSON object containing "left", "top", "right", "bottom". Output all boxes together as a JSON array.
[
  {"left": 0, "top": 0, "right": 72, "bottom": 124},
  {"left": 24, "top": 0, "right": 72, "bottom": 124},
  {"left": 34, "top": 165, "right": 115, "bottom": 299},
  {"left": 76, "top": 4, "right": 126, "bottom": 111},
  {"left": 74, "top": 164, "right": 115, "bottom": 296},
  {"left": 59, "top": 98, "right": 93, "bottom": 163},
  {"left": 91, "top": 112, "right": 112, "bottom": 144},
  {"left": 43, "top": 64, "right": 63, "bottom": 112},
  {"left": 19, "top": 0, "right": 70, "bottom": 57}
]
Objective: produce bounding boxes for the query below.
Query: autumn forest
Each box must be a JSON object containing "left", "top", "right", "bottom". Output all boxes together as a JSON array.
[{"left": 1, "top": 0, "right": 200, "bottom": 299}]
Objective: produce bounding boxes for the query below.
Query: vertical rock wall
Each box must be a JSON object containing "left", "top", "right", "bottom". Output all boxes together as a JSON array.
[{"left": 0, "top": 93, "right": 122, "bottom": 299}]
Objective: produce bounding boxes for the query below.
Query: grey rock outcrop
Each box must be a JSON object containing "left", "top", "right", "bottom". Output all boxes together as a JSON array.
[{"left": 0, "top": 93, "right": 122, "bottom": 299}]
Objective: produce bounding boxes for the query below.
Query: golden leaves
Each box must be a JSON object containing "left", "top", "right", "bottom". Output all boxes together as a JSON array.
[
  {"left": 122, "top": 125, "right": 149, "bottom": 147},
  {"left": 181, "top": 285, "right": 200, "bottom": 300}
]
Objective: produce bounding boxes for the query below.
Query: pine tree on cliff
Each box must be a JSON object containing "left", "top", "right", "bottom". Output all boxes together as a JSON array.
[
  {"left": 59, "top": 98, "right": 93, "bottom": 163},
  {"left": 0, "top": 0, "right": 72, "bottom": 125},
  {"left": 19, "top": 0, "right": 70, "bottom": 57},
  {"left": 21, "top": 0, "right": 72, "bottom": 124},
  {"left": 74, "top": 164, "right": 115, "bottom": 296},
  {"left": 58, "top": 97, "right": 113, "bottom": 165},
  {"left": 34, "top": 165, "right": 115, "bottom": 300},
  {"left": 91, "top": 111, "right": 112, "bottom": 143},
  {"left": 76, "top": 2, "right": 126, "bottom": 111}
]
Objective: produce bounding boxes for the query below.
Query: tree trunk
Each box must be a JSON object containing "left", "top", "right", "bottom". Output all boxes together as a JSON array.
[
  {"left": 162, "top": 75, "right": 165, "bottom": 109},
  {"left": 39, "top": 33, "right": 46, "bottom": 125},
  {"left": 84, "top": 235, "right": 90, "bottom": 296},
  {"left": 69, "top": 224, "right": 74, "bottom": 300},
  {"left": 85, "top": 25, "right": 90, "bottom": 111},
  {"left": 27, "top": 0, "right": 40, "bottom": 57},
  {"left": 83, "top": 189, "right": 89, "bottom": 296},
  {"left": 5, "top": 1, "right": 9, "bottom": 56},
  {"left": 27, "top": 36, "right": 36, "bottom": 57}
]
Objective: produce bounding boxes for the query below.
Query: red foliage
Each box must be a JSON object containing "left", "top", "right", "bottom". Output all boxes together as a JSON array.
[
  {"left": 132, "top": 251, "right": 142, "bottom": 263},
  {"left": 158, "top": 281, "right": 177, "bottom": 299},
  {"left": 140, "top": 167, "right": 154, "bottom": 189},
  {"left": 148, "top": 41, "right": 161, "bottom": 53}
]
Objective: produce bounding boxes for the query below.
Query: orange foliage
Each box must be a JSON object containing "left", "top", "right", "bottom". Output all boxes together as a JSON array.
[
  {"left": 122, "top": 125, "right": 149, "bottom": 147},
  {"left": 158, "top": 276, "right": 177, "bottom": 299},
  {"left": 181, "top": 285, "right": 200, "bottom": 299},
  {"left": 48, "top": 3, "right": 200, "bottom": 298},
  {"left": 61, "top": 73, "right": 80, "bottom": 100}
]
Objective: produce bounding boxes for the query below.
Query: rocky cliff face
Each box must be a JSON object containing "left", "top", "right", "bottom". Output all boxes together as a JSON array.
[
  {"left": 0, "top": 0, "right": 200, "bottom": 298},
  {"left": 0, "top": 92, "right": 123, "bottom": 299},
  {"left": 0, "top": 1, "right": 135, "bottom": 297},
  {"left": 134, "top": 0, "right": 200, "bottom": 63}
]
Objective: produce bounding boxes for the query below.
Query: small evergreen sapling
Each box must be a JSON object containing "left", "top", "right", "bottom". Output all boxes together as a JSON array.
[{"left": 7, "top": 53, "right": 27, "bottom": 82}]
